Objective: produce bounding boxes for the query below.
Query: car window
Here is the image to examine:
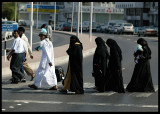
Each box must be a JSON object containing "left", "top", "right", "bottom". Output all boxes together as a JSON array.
[
  {"left": 124, "top": 24, "right": 132, "bottom": 26},
  {"left": 109, "top": 23, "right": 116, "bottom": 26},
  {"left": 104, "top": 22, "right": 108, "bottom": 26}
]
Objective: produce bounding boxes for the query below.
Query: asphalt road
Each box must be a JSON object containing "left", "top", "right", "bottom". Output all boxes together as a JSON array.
[
  {"left": 2, "top": 31, "right": 158, "bottom": 112},
  {"left": 1, "top": 28, "right": 70, "bottom": 56}
]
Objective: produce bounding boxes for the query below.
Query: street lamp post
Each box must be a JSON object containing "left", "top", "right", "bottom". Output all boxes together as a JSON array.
[
  {"left": 36, "top": 2, "right": 39, "bottom": 29},
  {"left": 71, "top": 2, "right": 74, "bottom": 33},
  {"left": 30, "top": 2, "right": 33, "bottom": 52},
  {"left": 54, "top": 2, "right": 56, "bottom": 31},
  {"left": 89, "top": 2, "right": 93, "bottom": 42},
  {"left": 80, "top": 2, "right": 83, "bottom": 34},
  {"left": 76, "top": 2, "right": 80, "bottom": 38}
]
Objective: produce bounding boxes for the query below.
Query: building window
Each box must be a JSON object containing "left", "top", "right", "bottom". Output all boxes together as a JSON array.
[
  {"left": 143, "top": 8, "right": 150, "bottom": 13},
  {"left": 135, "top": 8, "right": 141, "bottom": 16}
]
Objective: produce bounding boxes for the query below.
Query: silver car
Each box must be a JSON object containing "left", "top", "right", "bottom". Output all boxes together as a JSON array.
[
  {"left": 138, "top": 26, "right": 158, "bottom": 37},
  {"left": 119, "top": 23, "right": 134, "bottom": 35}
]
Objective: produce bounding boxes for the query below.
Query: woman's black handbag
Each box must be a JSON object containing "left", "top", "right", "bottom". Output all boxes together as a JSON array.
[{"left": 55, "top": 66, "right": 65, "bottom": 82}]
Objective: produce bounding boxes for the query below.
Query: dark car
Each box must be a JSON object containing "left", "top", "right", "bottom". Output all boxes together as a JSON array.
[{"left": 62, "top": 23, "right": 72, "bottom": 31}]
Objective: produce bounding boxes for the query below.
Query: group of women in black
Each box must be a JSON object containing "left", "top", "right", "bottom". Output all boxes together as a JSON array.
[
  {"left": 93, "top": 37, "right": 125, "bottom": 93},
  {"left": 60, "top": 35, "right": 155, "bottom": 94}
]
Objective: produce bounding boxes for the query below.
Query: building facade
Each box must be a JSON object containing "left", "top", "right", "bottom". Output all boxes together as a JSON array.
[
  {"left": 115, "top": 2, "right": 158, "bottom": 27},
  {"left": 18, "top": 2, "right": 124, "bottom": 27}
]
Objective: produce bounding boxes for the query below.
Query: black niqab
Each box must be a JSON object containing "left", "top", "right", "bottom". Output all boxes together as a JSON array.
[
  {"left": 93, "top": 37, "right": 110, "bottom": 92},
  {"left": 65, "top": 35, "right": 84, "bottom": 93},
  {"left": 105, "top": 39, "right": 125, "bottom": 93}
]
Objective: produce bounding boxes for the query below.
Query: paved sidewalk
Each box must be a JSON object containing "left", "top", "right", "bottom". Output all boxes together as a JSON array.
[{"left": 2, "top": 30, "right": 97, "bottom": 78}]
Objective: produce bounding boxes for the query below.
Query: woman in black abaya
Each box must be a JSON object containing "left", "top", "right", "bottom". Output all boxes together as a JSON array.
[
  {"left": 126, "top": 38, "right": 155, "bottom": 92},
  {"left": 105, "top": 39, "right": 125, "bottom": 93},
  {"left": 93, "top": 37, "right": 110, "bottom": 92},
  {"left": 59, "top": 35, "right": 84, "bottom": 94}
]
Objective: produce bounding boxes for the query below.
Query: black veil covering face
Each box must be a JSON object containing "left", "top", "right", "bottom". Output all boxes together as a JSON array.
[
  {"left": 105, "top": 39, "right": 125, "bottom": 93},
  {"left": 64, "top": 35, "right": 84, "bottom": 94},
  {"left": 126, "top": 38, "right": 155, "bottom": 92},
  {"left": 93, "top": 37, "right": 110, "bottom": 92}
]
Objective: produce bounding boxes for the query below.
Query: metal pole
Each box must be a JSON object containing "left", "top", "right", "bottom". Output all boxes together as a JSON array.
[
  {"left": 54, "top": 2, "right": 56, "bottom": 31},
  {"left": 76, "top": 2, "right": 80, "bottom": 38},
  {"left": 36, "top": 2, "right": 39, "bottom": 29},
  {"left": 89, "top": 2, "right": 93, "bottom": 42},
  {"left": 4, "top": 38, "right": 6, "bottom": 62},
  {"left": 15, "top": 2, "right": 17, "bottom": 22},
  {"left": 80, "top": 2, "right": 82, "bottom": 34},
  {"left": 30, "top": 2, "right": 33, "bottom": 52},
  {"left": 71, "top": 2, "right": 74, "bottom": 33}
]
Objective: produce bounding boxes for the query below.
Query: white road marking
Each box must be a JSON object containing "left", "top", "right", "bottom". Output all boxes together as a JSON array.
[
  {"left": 2, "top": 109, "right": 6, "bottom": 111},
  {"left": 3, "top": 100, "right": 158, "bottom": 108},
  {"left": 127, "top": 39, "right": 131, "bottom": 40},
  {"left": 9, "top": 106, "right": 14, "bottom": 108},
  {"left": 91, "top": 92, "right": 116, "bottom": 96}
]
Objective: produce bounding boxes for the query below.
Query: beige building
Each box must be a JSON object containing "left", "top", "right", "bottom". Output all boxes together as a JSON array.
[
  {"left": 18, "top": 2, "right": 124, "bottom": 27},
  {"left": 115, "top": 2, "right": 158, "bottom": 27}
]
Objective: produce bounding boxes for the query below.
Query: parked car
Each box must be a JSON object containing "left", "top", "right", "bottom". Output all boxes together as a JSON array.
[
  {"left": 137, "top": 26, "right": 158, "bottom": 37},
  {"left": 119, "top": 23, "right": 134, "bottom": 35},
  {"left": 101, "top": 22, "right": 108, "bottom": 33},
  {"left": 62, "top": 23, "right": 72, "bottom": 31},
  {"left": 82, "top": 21, "right": 97, "bottom": 32},
  {"left": 18, "top": 20, "right": 26, "bottom": 26},
  {"left": 109, "top": 24, "right": 121, "bottom": 34},
  {"left": 96, "top": 25, "right": 102, "bottom": 32},
  {"left": 55, "top": 24, "right": 63, "bottom": 31},
  {"left": 105, "top": 20, "right": 127, "bottom": 33},
  {"left": 105, "top": 22, "right": 117, "bottom": 33}
]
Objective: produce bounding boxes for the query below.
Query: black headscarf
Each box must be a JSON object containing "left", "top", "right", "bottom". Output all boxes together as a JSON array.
[
  {"left": 95, "top": 37, "right": 109, "bottom": 55},
  {"left": 137, "top": 38, "right": 151, "bottom": 60},
  {"left": 69, "top": 35, "right": 83, "bottom": 49},
  {"left": 106, "top": 39, "right": 122, "bottom": 61},
  {"left": 93, "top": 37, "right": 110, "bottom": 92}
]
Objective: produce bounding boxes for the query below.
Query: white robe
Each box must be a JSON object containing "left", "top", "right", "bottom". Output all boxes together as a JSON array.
[{"left": 34, "top": 38, "right": 57, "bottom": 87}]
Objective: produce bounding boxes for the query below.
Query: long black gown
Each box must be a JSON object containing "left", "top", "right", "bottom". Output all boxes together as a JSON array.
[
  {"left": 65, "top": 35, "right": 84, "bottom": 94},
  {"left": 93, "top": 37, "right": 110, "bottom": 92},
  {"left": 105, "top": 39, "right": 125, "bottom": 93},
  {"left": 126, "top": 38, "right": 155, "bottom": 92}
]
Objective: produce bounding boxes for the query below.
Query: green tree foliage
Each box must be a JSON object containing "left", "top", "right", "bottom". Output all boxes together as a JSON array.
[
  {"left": 2, "top": 8, "right": 14, "bottom": 20},
  {"left": 2, "top": 2, "right": 16, "bottom": 21}
]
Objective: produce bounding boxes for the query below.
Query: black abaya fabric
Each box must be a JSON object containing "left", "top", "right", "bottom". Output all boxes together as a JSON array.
[
  {"left": 93, "top": 37, "right": 110, "bottom": 92},
  {"left": 126, "top": 38, "right": 155, "bottom": 92},
  {"left": 65, "top": 35, "right": 84, "bottom": 93},
  {"left": 105, "top": 39, "right": 125, "bottom": 93}
]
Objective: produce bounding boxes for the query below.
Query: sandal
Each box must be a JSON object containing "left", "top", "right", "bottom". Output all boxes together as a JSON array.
[
  {"left": 30, "top": 73, "right": 35, "bottom": 81},
  {"left": 28, "top": 84, "right": 38, "bottom": 89},
  {"left": 49, "top": 87, "right": 58, "bottom": 90}
]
